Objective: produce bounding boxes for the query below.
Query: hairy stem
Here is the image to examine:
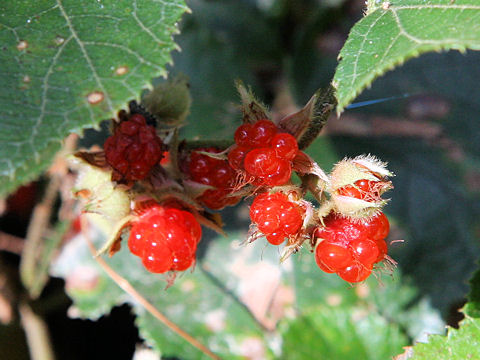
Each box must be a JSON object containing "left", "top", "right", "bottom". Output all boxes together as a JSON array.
[{"left": 298, "top": 84, "right": 337, "bottom": 150}]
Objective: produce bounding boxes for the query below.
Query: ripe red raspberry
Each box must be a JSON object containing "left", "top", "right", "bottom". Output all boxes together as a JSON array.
[
  {"left": 187, "top": 148, "right": 240, "bottom": 210},
  {"left": 337, "top": 263, "right": 372, "bottom": 283},
  {"left": 234, "top": 120, "right": 278, "bottom": 149},
  {"left": 271, "top": 133, "right": 298, "bottom": 161},
  {"left": 262, "top": 159, "right": 292, "bottom": 186},
  {"left": 314, "top": 212, "right": 390, "bottom": 283},
  {"left": 104, "top": 114, "right": 164, "bottom": 181},
  {"left": 128, "top": 204, "right": 202, "bottom": 273},
  {"left": 228, "top": 146, "right": 249, "bottom": 170},
  {"left": 244, "top": 148, "right": 281, "bottom": 176},
  {"left": 230, "top": 119, "right": 299, "bottom": 187},
  {"left": 248, "top": 120, "right": 278, "bottom": 148},
  {"left": 250, "top": 192, "right": 304, "bottom": 245}
]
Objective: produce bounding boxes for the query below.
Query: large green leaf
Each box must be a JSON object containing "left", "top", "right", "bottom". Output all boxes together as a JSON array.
[
  {"left": 396, "top": 264, "right": 480, "bottom": 359},
  {"left": 0, "top": 0, "right": 188, "bottom": 197},
  {"left": 408, "top": 315, "right": 480, "bottom": 360},
  {"left": 280, "top": 306, "right": 407, "bottom": 360},
  {"left": 333, "top": 0, "right": 480, "bottom": 113}
]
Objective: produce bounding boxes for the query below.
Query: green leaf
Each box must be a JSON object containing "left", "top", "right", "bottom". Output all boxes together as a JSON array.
[
  {"left": 333, "top": 0, "right": 480, "bottom": 113},
  {"left": 280, "top": 305, "right": 408, "bottom": 360},
  {"left": 408, "top": 316, "right": 480, "bottom": 359},
  {"left": 396, "top": 250, "right": 480, "bottom": 359},
  {"left": 0, "top": 0, "right": 188, "bottom": 197}
]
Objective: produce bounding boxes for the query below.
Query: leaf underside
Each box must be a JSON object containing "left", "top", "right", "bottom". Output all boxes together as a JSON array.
[
  {"left": 0, "top": 0, "right": 188, "bottom": 197},
  {"left": 334, "top": 0, "right": 480, "bottom": 113}
]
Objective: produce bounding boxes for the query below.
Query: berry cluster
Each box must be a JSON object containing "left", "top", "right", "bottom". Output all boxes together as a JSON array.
[
  {"left": 228, "top": 120, "right": 299, "bottom": 186},
  {"left": 128, "top": 204, "right": 202, "bottom": 273},
  {"left": 86, "top": 90, "right": 397, "bottom": 284},
  {"left": 250, "top": 192, "right": 305, "bottom": 245},
  {"left": 314, "top": 212, "right": 390, "bottom": 283},
  {"left": 188, "top": 148, "right": 241, "bottom": 210},
  {"left": 104, "top": 114, "right": 164, "bottom": 181}
]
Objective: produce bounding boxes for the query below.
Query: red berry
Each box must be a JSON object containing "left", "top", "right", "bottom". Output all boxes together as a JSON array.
[
  {"left": 248, "top": 120, "right": 278, "bottom": 148},
  {"left": 244, "top": 148, "right": 280, "bottom": 176},
  {"left": 128, "top": 231, "right": 144, "bottom": 257},
  {"left": 337, "top": 180, "right": 379, "bottom": 200},
  {"left": 104, "top": 114, "right": 164, "bottom": 181},
  {"left": 228, "top": 146, "right": 249, "bottom": 170},
  {"left": 271, "top": 133, "right": 298, "bottom": 160},
  {"left": 188, "top": 148, "right": 240, "bottom": 210},
  {"left": 337, "top": 263, "right": 372, "bottom": 283},
  {"left": 266, "top": 232, "right": 286, "bottom": 245},
  {"left": 128, "top": 205, "right": 202, "bottom": 273},
  {"left": 313, "top": 212, "right": 390, "bottom": 282},
  {"left": 375, "top": 239, "right": 388, "bottom": 263},
  {"left": 182, "top": 211, "right": 202, "bottom": 244},
  {"left": 279, "top": 204, "right": 303, "bottom": 235},
  {"left": 262, "top": 159, "right": 292, "bottom": 186},
  {"left": 249, "top": 192, "right": 285, "bottom": 223},
  {"left": 189, "top": 154, "right": 211, "bottom": 178},
  {"left": 249, "top": 192, "right": 304, "bottom": 245},
  {"left": 349, "top": 238, "right": 379, "bottom": 267},
  {"left": 199, "top": 189, "right": 232, "bottom": 210},
  {"left": 256, "top": 214, "right": 281, "bottom": 234},
  {"left": 367, "top": 213, "right": 390, "bottom": 241},
  {"left": 142, "top": 240, "right": 174, "bottom": 273},
  {"left": 212, "top": 163, "right": 236, "bottom": 187},
  {"left": 234, "top": 124, "right": 253, "bottom": 147},
  {"left": 315, "top": 241, "right": 353, "bottom": 272}
]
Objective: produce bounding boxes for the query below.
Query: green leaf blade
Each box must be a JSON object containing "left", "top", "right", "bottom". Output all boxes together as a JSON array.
[
  {"left": 334, "top": 0, "right": 480, "bottom": 113},
  {"left": 0, "top": 0, "right": 188, "bottom": 196}
]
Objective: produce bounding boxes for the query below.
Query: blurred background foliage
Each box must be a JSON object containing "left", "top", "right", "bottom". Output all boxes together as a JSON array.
[{"left": 1, "top": 0, "right": 479, "bottom": 359}]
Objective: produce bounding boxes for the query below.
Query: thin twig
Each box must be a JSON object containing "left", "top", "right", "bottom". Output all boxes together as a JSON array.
[
  {"left": 19, "top": 301, "right": 56, "bottom": 360},
  {"left": 20, "top": 174, "right": 61, "bottom": 295},
  {"left": 82, "top": 219, "right": 220, "bottom": 360},
  {"left": 20, "top": 133, "right": 79, "bottom": 298},
  {"left": 0, "top": 231, "right": 24, "bottom": 255}
]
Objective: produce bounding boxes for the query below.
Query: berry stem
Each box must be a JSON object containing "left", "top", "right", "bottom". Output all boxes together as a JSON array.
[
  {"left": 297, "top": 84, "right": 337, "bottom": 150},
  {"left": 82, "top": 217, "right": 220, "bottom": 360}
]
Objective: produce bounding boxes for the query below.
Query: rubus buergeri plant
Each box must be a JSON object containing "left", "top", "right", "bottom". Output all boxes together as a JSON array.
[
  {"left": 73, "top": 82, "right": 395, "bottom": 283},
  {"left": 3, "top": 0, "right": 480, "bottom": 358}
]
